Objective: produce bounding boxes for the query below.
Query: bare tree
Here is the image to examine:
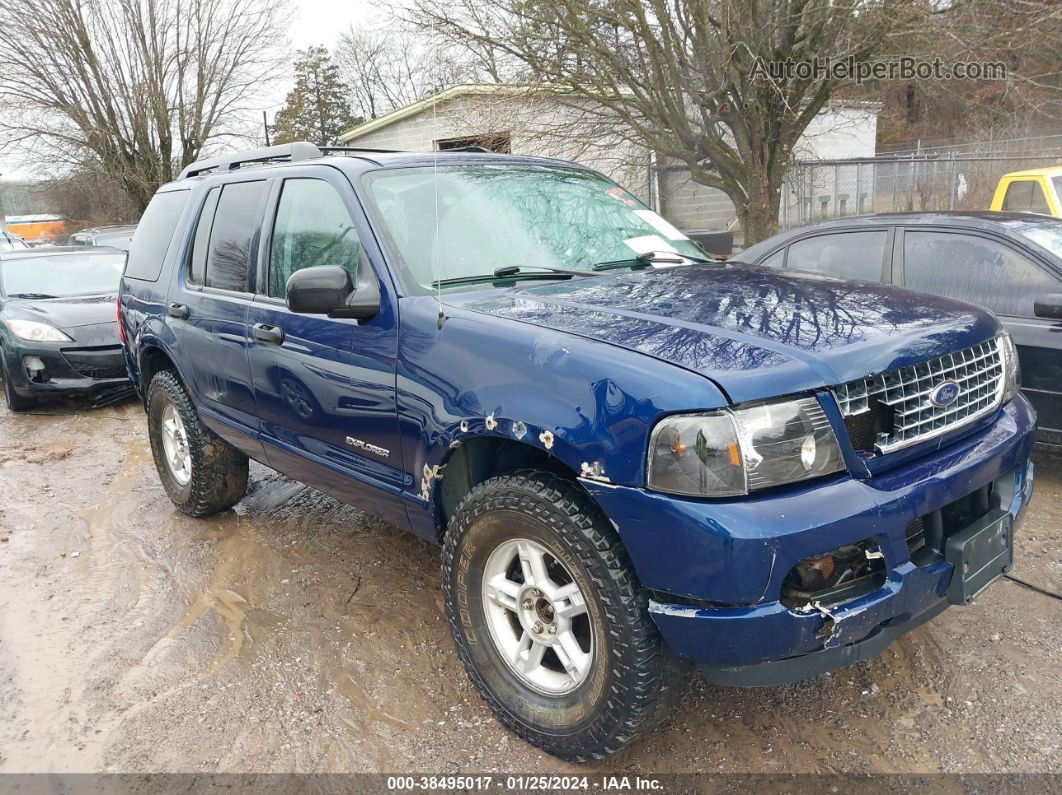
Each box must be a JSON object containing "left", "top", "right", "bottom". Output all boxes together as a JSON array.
[
  {"left": 334, "top": 25, "right": 488, "bottom": 122},
  {"left": 0, "top": 0, "right": 289, "bottom": 210},
  {"left": 402, "top": 0, "right": 919, "bottom": 243}
]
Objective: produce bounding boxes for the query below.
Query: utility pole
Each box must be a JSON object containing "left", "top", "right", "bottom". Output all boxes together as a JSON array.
[
  {"left": 0, "top": 173, "right": 8, "bottom": 234},
  {"left": 263, "top": 111, "right": 271, "bottom": 147}
]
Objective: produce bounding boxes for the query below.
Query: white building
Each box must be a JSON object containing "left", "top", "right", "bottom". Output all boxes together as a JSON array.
[{"left": 338, "top": 85, "right": 880, "bottom": 239}]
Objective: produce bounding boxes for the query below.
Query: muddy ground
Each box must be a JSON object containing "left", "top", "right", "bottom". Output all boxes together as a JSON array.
[{"left": 0, "top": 398, "right": 1059, "bottom": 776}]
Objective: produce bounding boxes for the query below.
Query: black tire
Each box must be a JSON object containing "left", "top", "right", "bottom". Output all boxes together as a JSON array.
[
  {"left": 1, "top": 354, "right": 34, "bottom": 412},
  {"left": 146, "top": 369, "right": 248, "bottom": 516},
  {"left": 442, "top": 470, "right": 687, "bottom": 761}
]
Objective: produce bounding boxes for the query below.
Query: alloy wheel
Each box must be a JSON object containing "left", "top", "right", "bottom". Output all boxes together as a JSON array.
[
  {"left": 160, "top": 403, "right": 192, "bottom": 485},
  {"left": 480, "top": 537, "right": 594, "bottom": 695}
]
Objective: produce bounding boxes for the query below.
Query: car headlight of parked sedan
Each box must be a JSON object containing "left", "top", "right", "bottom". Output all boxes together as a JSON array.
[
  {"left": 2, "top": 319, "right": 74, "bottom": 342},
  {"left": 648, "top": 396, "right": 845, "bottom": 497}
]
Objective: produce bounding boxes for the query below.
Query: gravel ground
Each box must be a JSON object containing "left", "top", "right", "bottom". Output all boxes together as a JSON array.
[{"left": 0, "top": 397, "right": 1059, "bottom": 776}]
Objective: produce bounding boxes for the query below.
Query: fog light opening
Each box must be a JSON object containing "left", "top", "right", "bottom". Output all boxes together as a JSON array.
[
  {"left": 23, "top": 356, "right": 49, "bottom": 383},
  {"left": 782, "top": 539, "right": 887, "bottom": 608}
]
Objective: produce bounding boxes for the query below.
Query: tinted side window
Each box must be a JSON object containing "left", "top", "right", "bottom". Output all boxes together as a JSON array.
[
  {"left": 904, "top": 230, "right": 1058, "bottom": 317},
  {"left": 786, "top": 231, "right": 887, "bottom": 281},
  {"left": 188, "top": 187, "right": 220, "bottom": 286},
  {"left": 1002, "top": 180, "right": 1050, "bottom": 214},
  {"left": 125, "top": 190, "right": 190, "bottom": 281},
  {"left": 204, "top": 181, "right": 265, "bottom": 292},
  {"left": 267, "top": 179, "right": 361, "bottom": 299}
]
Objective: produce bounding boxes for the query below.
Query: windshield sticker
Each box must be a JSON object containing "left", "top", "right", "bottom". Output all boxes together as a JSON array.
[
  {"left": 634, "top": 209, "right": 689, "bottom": 241},
  {"left": 605, "top": 186, "right": 638, "bottom": 207},
  {"left": 623, "top": 234, "right": 679, "bottom": 256}
]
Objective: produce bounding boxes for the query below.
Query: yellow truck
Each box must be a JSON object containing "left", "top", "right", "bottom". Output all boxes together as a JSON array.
[{"left": 990, "top": 166, "right": 1062, "bottom": 217}]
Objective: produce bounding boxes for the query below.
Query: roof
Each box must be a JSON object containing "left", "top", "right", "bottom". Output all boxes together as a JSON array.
[
  {"left": 736, "top": 210, "right": 1061, "bottom": 261},
  {"left": 338, "top": 84, "right": 556, "bottom": 143},
  {"left": 0, "top": 245, "right": 124, "bottom": 261},
  {"left": 72, "top": 225, "right": 137, "bottom": 235},
  {"left": 161, "top": 146, "right": 596, "bottom": 192},
  {"left": 338, "top": 86, "right": 883, "bottom": 144},
  {"left": 999, "top": 166, "right": 1062, "bottom": 179},
  {"left": 4, "top": 214, "right": 62, "bottom": 224}
]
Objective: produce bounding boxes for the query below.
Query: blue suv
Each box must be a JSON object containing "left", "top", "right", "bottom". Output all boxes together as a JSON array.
[{"left": 119, "top": 143, "right": 1036, "bottom": 760}]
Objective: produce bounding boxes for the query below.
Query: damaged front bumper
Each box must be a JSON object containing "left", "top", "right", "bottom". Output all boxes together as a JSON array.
[{"left": 584, "top": 395, "right": 1036, "bottom": 687}]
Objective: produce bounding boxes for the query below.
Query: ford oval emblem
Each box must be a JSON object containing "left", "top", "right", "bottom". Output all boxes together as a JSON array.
[{"left": 929, "top": 381, "right": 961, "bottom": 408}]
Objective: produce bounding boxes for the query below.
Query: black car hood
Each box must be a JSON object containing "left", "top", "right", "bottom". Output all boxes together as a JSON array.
[
  {"left": 3, "top": 293, "right": 117, "bottom": 332},
  {"left": 450, "top": 264, "right": 1000, "bottom": 403}
]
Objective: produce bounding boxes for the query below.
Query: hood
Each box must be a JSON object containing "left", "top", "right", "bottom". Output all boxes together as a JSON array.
[
  {"left": 450, "top": 264, "right": 1000, "bottom": 404},
  {"left": 3, "top": 293, "right": 118, "bottom": 336}
]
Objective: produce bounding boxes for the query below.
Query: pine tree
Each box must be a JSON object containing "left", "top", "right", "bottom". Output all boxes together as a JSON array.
[{"left": 273, "top": 47, "right": 360, "bottom": 146}]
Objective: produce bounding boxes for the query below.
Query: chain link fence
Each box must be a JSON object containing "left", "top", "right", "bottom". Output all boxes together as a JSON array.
[{"left": 781, "top": 152, "right": 1062, "bottom": 229}]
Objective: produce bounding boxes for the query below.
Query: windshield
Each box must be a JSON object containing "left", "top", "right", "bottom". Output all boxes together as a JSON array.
[
  {"left": 364, "top": 165, "right": 704, "bottom": 292},
  {"left": 1016, "top": 219, "right": 1062, "bottom": 260},
  {"left": 1, "top": 253, "right": 125, "bottom": 297}
]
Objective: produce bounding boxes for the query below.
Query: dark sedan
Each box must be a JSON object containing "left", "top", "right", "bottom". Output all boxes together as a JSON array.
[
  {"left": 0, "top": 247, "right": 130, "bottom": 411},
  {"left": 734, "top": 211, "right": 1062, "bottom": 445}
]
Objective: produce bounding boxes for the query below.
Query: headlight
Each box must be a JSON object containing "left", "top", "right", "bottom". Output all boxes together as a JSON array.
[
  {"left": 3, "top": 319, "right": 73, "bottom": 342},
  {"left": 648, "top": 397, "right": 845, "bottom": 497},
  {"left": 998, "top": 331, "right": 1019, "bottom": 404}
]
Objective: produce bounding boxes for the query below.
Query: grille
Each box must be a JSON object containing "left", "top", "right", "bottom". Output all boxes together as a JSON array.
[
  {"left": 905, "top": 516, "right": 926, "bottom": 554},
  {"left": 834, "top": 338, "right": 1004, "bottom": 454},
  {"left": 62, "top": 347, "right": 128, "bottom": 380}
]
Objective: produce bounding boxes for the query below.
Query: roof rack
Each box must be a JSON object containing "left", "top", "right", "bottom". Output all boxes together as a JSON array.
[
  {"left": 320, "top": 146, "right": 402, "bottom": 155},
  {"left": 439, "top": 145, "right": 494, "bottom": 153},
  {"left": 178, "top": 142, "right": 323, "bottom": 180},
  {"left": 177, "top": 140, "right": 502, "bottom": 180}
]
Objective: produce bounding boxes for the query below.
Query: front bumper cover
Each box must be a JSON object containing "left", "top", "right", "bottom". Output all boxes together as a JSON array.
[
  {"left": 2, "top": 337, "right": 129, "bottom": 397},
  {"left": 583, "top": 395, "right": 1036, "bottom": 685}
]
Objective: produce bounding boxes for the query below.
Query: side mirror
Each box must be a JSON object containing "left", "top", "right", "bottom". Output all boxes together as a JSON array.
[
  {"left": 1033, "top": 293, "right": 1062, "bottom": 320},
  {"left": 286, "top": 265, "right": 380, "bottom": 320}
]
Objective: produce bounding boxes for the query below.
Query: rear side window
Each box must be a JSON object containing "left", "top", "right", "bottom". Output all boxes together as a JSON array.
[
  {"left": 785, "top": 231, "right": 887, "bottom": 281},
  {"left": 193, "top": 180, "right": 265, "bottom": 292},
  {"left": 1002, "top": 181, "right": 1050, "bottom": 214},
  {"left": 188, "top": 188, "right": 221, "bottom": 286},
  {"left": 904, "top": 230, "right": 1059, "bottom": 317},
  {"left": 125, "top": 190, "right": 190, "bottom": 281},
  {"left": 267, "top": 179, "right": 361, "bottom": 299}
]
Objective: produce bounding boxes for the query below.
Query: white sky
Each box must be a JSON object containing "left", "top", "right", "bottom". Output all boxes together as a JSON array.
[{"left": 0, "top": 0, "right": 381, "bottom": 182}]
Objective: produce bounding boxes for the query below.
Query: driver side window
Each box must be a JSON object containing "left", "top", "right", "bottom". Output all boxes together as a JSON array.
[{"left": 268, "top": 178, "right": 361, "bottom": 299}]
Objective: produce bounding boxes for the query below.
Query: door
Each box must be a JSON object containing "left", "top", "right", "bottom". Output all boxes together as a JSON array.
[
  {"left": 900, "top": 228, "right": 1062, "bottom": 442},
  {"left": 245, "top": 170, "right": 406, "bottom": 524},
  {"left": 166, "top": 178, "right": 266, "bottom": 454},
  {"left": 783, "top": 229, "right": 892, "bottom": 282}
]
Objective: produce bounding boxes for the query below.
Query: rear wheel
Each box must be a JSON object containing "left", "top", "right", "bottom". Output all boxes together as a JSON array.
[
  {"left": 442, "top": 470, "right": 687, "bottom": 760},
  {"left": 1, "top": 354, "right": 34, "bottom": 412},
  {"left": 146, "top": 369, "right": 248, "bottom": 516}
]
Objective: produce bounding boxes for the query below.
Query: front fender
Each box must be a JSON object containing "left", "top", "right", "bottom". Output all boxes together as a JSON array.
[{"left": 397, "top": 296, "right": 728, "bottom": 534}]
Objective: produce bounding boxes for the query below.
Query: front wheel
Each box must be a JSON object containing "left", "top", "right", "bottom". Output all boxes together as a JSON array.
[
  {"left": 442, "top": 471, "right": 686, "bottom": 760},
  {"left": 1, "top": 354, "right": 34, "bottom": 412},
  {"left": 146, "top": 369, "right": 248, "bottom": 516}
]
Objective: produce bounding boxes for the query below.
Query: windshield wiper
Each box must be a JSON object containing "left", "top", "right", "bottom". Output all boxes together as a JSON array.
[
  {"left": 431, "top": 265, "right": 595, "bottom": 289},
  {"left": 591, "top": 250, "right": 716, "bottom": 271},
  {"left": 8, "top": 292, "right": 58, "bottom": 299}
]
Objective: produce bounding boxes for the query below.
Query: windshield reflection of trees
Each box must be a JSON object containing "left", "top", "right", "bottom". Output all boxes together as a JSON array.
[{"left": 372, "top": 166, "right": 700, "bottom": 282}]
